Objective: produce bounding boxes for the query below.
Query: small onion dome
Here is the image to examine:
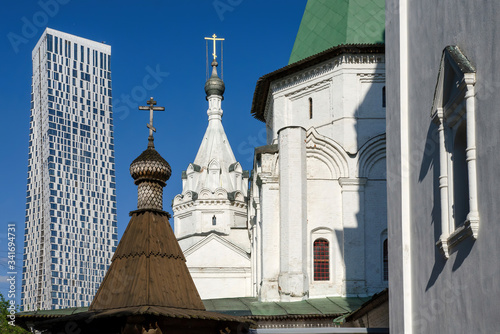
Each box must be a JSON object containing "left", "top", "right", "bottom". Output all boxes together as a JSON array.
[
  {"left": 204, "top": 60, "right": 225, "bottom": 98},
  {"left": 130, "top": 140, "right": 171, "bottom": 186}
]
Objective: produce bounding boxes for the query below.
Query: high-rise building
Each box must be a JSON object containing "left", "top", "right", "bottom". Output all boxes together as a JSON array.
[{"left": 22, "top": 28, "right": 117, "bottom": 310}]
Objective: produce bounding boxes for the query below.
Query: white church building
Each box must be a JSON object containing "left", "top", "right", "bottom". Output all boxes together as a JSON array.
[
  {"left": 172, "top": 58, "right": 252, "bottom": 299},
  {"left": 173, "top": 1, "right": 388, "bottom": 302},
  {"left": 248, "top": 43, "right": 387, "bottom": 301}
]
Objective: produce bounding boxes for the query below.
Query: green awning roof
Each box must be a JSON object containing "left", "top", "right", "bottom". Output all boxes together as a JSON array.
[
  {"left": 203, "top": 296, "right": 371, "bottom": 316},
  {"left": 17, "top": 296, "right": 372, "bottom": 318},
  {"left": 17, "top": 307, "right": 88, "bottom": 318},
  {"left": 289, "top": 0, "right": 385, "bottom": 64}
]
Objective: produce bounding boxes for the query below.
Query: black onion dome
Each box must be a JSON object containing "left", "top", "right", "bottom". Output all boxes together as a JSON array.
[
  {"left": 204, "top": 61, "right": 225, "bottom": 98},
  {"left": 130, "top": 145, "right": 171, "bottom": 185}
]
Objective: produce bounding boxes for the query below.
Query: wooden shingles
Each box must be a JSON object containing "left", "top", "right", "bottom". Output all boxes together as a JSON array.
[{"left": 89, "top": 211, "right": 205, "bottom": 311}]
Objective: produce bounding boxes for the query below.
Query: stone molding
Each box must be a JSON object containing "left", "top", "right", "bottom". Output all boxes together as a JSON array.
[
  {"left": 358, "top": 72, "right": 386, "bottom": 83},
  {"left": 305, "top": 127, "right": 350, "bottom": 179},
  {"left": 271, "top": 54, "right": 385, "bottom": 93},
  {"left": 172, "top": 199, "right": 246, "bottom": 213},
  {"left": 183, "top": 233, "right": 251, "bottom": 259},
  {"left": 263, "top": 54, "right": 385, "bottom": 122},
  {"left": 338, "top": 177, "right": 368, "bottom": 190},
  {"left": 357, "top": 134, "right": 386, "bottom": 178},
  {"left": 284, "top": 78, "right": 332, "bottom": 98}
]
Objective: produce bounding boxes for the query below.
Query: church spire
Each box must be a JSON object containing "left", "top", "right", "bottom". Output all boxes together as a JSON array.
[
  {"left": 174, "top": 33, "right": 246, "bottom": 199},
  {"left": 172, "top": 36, "right": 251, "bottom": 300}
]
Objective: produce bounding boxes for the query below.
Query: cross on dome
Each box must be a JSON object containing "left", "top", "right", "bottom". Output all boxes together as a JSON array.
[
  {"left": 204, "top": 34, "right": 224, "bottom": 61},
  {"left": 138, "top": 97, "right": 165, "bottom": 141}
]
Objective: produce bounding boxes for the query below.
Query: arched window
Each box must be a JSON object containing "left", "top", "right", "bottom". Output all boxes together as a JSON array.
[
  {"left": 309, "top": 97, "right": 313, "bottom": 119},
  {"left": 382, "top": 86, "right": 386, "bottom": 108},
  {"left": 212, "top": 215, "right": 216, "bottom": 225},
  {"left": 383, "top": 239, "right": 388, "bottom": 281},
  {"left": 313, "top": 239, "right": 329, "bottom": 281}
]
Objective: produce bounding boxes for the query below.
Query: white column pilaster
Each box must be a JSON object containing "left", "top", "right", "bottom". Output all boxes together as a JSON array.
[
  {"left": 434, "top": 110, "right": 450, "bottom": 257},
  {"left": 257, "top": 175, "right": 280, "bottom": 301},
  {"left": 339, "top": 177, "right": 367, "bottom": 295},
  {"left": 464, "top": 74, "right": 479, "bottom": 238},
  {"left": 277, "top": 126, "right": 308, "bottom": 302}
]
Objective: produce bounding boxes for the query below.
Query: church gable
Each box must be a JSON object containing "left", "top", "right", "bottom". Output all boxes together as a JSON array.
[{"left": 184, "top": 234, "right": 250, "bottom": 268}]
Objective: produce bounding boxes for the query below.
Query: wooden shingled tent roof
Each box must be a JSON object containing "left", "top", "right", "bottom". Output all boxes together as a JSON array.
[
  {"left": 17, "top": 100, "right": 253, "bottom": 334},
  {"left": 88, "top": 210, "right": 205, "bottom": 311}
]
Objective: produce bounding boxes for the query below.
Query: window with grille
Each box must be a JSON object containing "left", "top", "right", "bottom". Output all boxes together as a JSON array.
[
  {"left": 383, "top": 239, "right": 388, "bottom": 281},
  {"left": 313, "top": 239, "right": 329, "bottom": 281}
]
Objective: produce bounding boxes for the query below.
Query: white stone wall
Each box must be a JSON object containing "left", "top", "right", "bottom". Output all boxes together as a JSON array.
[
  {"left": 387, "top": 1, "right": 500, "bottom": 332},
  {"left": 183, "top": 234, "right": 251, "bottom": 300},
  {"left": 267, "top": 55, "right": 386, "bottom": 153},
  {"left": 250, "top": 52, "right": 387, "bottom": 301}
]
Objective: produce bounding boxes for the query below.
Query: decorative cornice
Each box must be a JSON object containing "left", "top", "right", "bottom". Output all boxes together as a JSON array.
[
  {"left": 256, "top": 174, "right": 279, "bottom": 186},
  {"left": 251, "top": 44, "right": 385, "bottom": 122},
  {"left": 339, "top": 177, "right": 367, "bottom": 189},
  {"left": 172, "top": 199, "right": 247, "bottom": 212},
  {"left": 357, "top": 72, "right": 385, "bottom": 83},
  {"left": 270, "top": 54, "right": 385, "bottom": 95},
  {"left": 284, "top": 78, "right": 332, "bottom": 98}
]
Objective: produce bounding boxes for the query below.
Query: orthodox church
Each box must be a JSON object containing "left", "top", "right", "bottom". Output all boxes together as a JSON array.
[
  {"left": 172, "top": 57, "right": 251, "bottom": 299},
  {"left": 173, "top": 0, "right": 387, "bottom": 303}
]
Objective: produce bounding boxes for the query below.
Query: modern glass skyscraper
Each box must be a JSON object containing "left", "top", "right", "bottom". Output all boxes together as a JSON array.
[{"left": 22, "top": 28, "right": 117, "bottom": 310}]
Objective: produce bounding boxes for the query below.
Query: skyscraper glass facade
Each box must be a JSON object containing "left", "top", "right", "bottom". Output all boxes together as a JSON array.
[{"left": 22, "top": 28, "right": 117, "bottom": 310}]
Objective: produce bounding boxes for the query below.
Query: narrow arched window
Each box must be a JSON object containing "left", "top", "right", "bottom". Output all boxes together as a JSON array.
[
  {"left": 382, "top": 86, "right": 386, "bottom": 108},
  {"left": 212, "top": 215, "right": 216, "bottom": 226},
  {"left": 313, "top": 239, "right": 329, "bottom": 281},
  {"left": 309, "top": 97, "right": 313, "bottom": 119},
  {"left": 383, "top": 239, "right": 388, "bottom": 281}
]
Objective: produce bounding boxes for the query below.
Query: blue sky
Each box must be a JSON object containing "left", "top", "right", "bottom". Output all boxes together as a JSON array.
[{"left": 0, "top": 0, "right": 306, "bottom": 305}]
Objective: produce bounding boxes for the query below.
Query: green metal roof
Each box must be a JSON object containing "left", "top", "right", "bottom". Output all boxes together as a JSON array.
[
  {"left": 17, "top": 296, "right": 372, "bottom": 318},
  {"left": 202, "top": 296, "right": 371, "bottom": 317},
  {"left": 289, "top": 0, "right": 385, "bottom": 64},
  {"left": 17, "top": 307, "right": 88, "bottom": 318}
]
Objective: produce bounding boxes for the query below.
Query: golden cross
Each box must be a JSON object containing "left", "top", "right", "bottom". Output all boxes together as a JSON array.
[
  {"left": 138, "top": 97, "right": 165, "bottom": 138},
  {"left": 204, "top": 34, "right": 224, "bottom": 61}
]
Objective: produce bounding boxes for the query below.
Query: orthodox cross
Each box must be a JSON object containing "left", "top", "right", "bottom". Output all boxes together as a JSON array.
[
  {"left": 204, "top": 34, "right": 224, "bottom": 61},
  {"left": 138, "top": 97, "right": 165, "bottom": 139}
]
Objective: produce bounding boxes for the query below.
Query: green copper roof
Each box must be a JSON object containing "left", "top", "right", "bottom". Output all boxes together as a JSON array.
[
  {"left": 289, "top": 0, "right": 385, "bottom": 64},
  {"left": 202, "top": 296, "right": 371, "bottom": 316},
  {"left": 17, "top": 296, "right": 372, "bottom": 319}
]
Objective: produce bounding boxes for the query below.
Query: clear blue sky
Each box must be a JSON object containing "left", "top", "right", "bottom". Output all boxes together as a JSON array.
[{"left": 0, "top": 0, "right": 307, "bottom": 304}]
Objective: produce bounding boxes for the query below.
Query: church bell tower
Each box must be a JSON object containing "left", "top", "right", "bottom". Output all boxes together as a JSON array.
[{"left": 172, "top": 35, "right": 252, "bottom": 299}]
